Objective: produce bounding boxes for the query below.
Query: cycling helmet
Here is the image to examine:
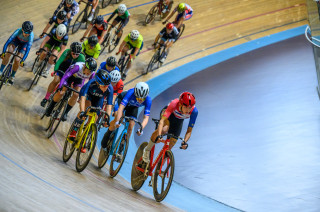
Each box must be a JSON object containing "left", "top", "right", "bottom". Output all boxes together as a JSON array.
[
  {"left": 166, "top": 23, "right": 174, "bottom": 30},
  {"left": 109, "top": 70, "right": 121, "bottom": 83},
  {"left": 179, "top": 92, "right": 196, "bottom": 107},
  {"left": 66, "top": 0, "right": 73, "bottom": 5},
  {"left": 118, "top": 4, "right": 127, "bottom": 14},
  {"left": 106, "top": 56, "right": 117, "bottom": 67},
  {"left": 57, "top": 10, "right": 67, "bottom": 20},
  {"left": 22, "top": 21, "right": 33, "bottom": 34},
  {"left": 134, "top": 82, "right": 149, "bottom": 99},
  {"left": 56, "top": 24, "right": 67, "bottom": 37},
  {"left": 70, "top": 42, "right": 82, "bottom": 54},
  {"left": 85, "top": 57, "right": 97, "bottom": 72},
  {"left": 130, "top": 30, "right": 140, "bottom": 41},
  {"left": 88, "top": 35, "right": 98, "bottom": 46},
  {"left": 95, "top": 15, "right": 104, "bottom": 25},
  {"left": 177, "top": 3, "right": 186, "bottom": 13},
  {"left": 95, "top": 69, "right": 111, "bottom": 86}
]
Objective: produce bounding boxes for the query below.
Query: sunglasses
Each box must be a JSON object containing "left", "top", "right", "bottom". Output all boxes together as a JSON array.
[
  {"left": 136, "top": 97, "right": 145, "bottom": 102},
  {"left": 71, "top": 52, "right": 80, "bottom": 56}
]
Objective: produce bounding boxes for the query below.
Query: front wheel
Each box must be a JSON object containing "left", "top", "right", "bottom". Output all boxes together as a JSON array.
[
  {"left": 152, "top": 150, "right": 175, "bottom": 202},
  {"left": 109, "top": 134, "right": 129, "bottom": 177},
  {"left": 28, "top": 60, "right": 45, "bottom": 91},
  {"left": 146, "top": 52, "right": 158, "bottom": 74},
  {"left": 0, "top": 65, "right": 11, "bottom": 91},
  {"left": 75, "top": 124, "right": 97, "bottom": 172},
  {"left": 97, "top": 133, "right": 114, "bottom": 168},
  {"left": 175, "top": 24, "right": 185, "bottom": 43},
  {"left": 108, "top": 31, "right": 122, "bottom": 53},
  {"left": 145, "top": 5, "right": 158, "bottom": 25},
  {"left": 47, "top": 100, "right": 67, "bottom": 138},
  {"left": 72, "top": 9, "right": 86, "bottom": 34},
  {"left": 101, "top": 0, "right": 112, "bottom": 8},
  {"left": 62, "top": 120, "right": 77, "bottom": 162},
  {"left": 131, "top": 142, "right": 148, "bottom": 191}
]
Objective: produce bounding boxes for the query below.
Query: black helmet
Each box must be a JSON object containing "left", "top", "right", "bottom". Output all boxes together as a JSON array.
[
  {"left": 65, "top": 0, "right": 73, "bottom": 5},
  {"left": 70, "top": 42, "right": 82, "bottom": 54},
  {"left": 88, "top": 35, "right": 98, "bottom": 46},
  {"left": 57, "top": 10, "right": 67, "bottom": 20},
  {"left": 106, "top": 56, "right": 116, "bottom": 67},
  {"left": 85, "top": 57, "right": 97, "bottom": 72},
  {"left": 95, "top": 15, "right": 104, "bottom": 25},
  {"left": 95, "top": 69, "right": 111, "bottom": 86},
  {"left": 22, "top": 21, "right": 33, "bottom": 34}
]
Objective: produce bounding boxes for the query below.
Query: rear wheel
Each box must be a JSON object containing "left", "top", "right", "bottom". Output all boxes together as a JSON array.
[
  {"left": 28, "top": 60, "right": 45, "bottom": 91},
  {"left": 160, "top": 1, "right": 173, "bottom": 19},
  {"left": 31, "top": 55, "right": 39, "bottom": 73},
  {"left": 146, "top": 53, "right": 158, "bottom": 74},
  {"left": 72, "top": 9, "right": 86, "bottom": 34},
  {"left": 108, "top": 31, "right": 122, "bottom": 53},
  {"left": 145, "top": 5, "right": 158, "bottom": 25},
  {"left": 109, "top": 134, "right": 129, "bottom": 177},
  {"left": 75, "top": 124, "right": 97, "bottom": 172},
  {"left": 0, "top": 65, "right": 11, "bottom": 91},
  {"left": 131, "top": 142, "right": 149, "bottom": 191},
  {"left": 175, "top": 24, "right": 185, "bottom": 43},
  {"left": 101, "top": 0, "right": 112, "bottom": 8},
  {"left": 62, "top": 120, "right": 77, "bottom": 162},
  {"left": 97, "top": 133, "right": 114, "bottom": 168},
  {"left": 47, "top": 100, "right": 67, "bottom": 138},
  {"left": 100, "top": 32, "right": 110, "bottom": 54}
]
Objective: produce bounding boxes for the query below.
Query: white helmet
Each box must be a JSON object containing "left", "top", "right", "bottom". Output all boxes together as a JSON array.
[
  {"left": 130, "top": 30, "right": 139, "bottom": 40},
  {"left": 134, "top": 82, "right": 149, "bottom": 99},
  {"left": 118, "top": 4, "right": 127, "bottom": 14},
  {"left": 109, "top": 70, "right": 121, "bottom": 83},
  {"left": 56, "top": 24, "right": 67, "bottom": 37}
]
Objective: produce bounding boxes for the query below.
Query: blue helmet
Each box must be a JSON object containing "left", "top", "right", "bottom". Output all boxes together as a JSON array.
[{"left": 95, "top": 69, "right": 111, "bottom": 85}]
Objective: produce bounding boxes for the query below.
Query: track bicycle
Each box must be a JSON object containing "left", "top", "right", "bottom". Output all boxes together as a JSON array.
[
  {"left": 145, "top": 0, "right": 173, "bottom": 25},
  {"left": 146, "top": 42, "right": 167, "bottom": 74},
  {"left": 131, "top": 118, "right": 184, "bottom": 202},
  {"left": 63, "top": 106, "right": 110, "bottom": 172},
  {"left": 117, "top": 51, "right": 130, "bottom": 76},
  {"left": 98, "top": 116, "right": 142, "bottom": 178},
  {"left": 0, "top": 50, "right": 22, "bottom": 91},
  {"left": 100, "top": 0, "right": 123, "bottom": 9},
  {"left": 101, "top": 24, "right": 122, "bottom": 54}
]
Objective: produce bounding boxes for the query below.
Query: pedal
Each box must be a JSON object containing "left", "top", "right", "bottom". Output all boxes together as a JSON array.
[
  {"left": 143, "top": 162, "right": 150, "bottom": 178},
  {"left": 148, "top": 180, "right": 152, "bottom": 187}
]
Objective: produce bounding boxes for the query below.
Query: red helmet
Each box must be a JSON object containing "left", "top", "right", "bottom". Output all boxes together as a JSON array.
[
  {"left": 179, "top": 92, "right": 196, "bottom": 107},
  {"left": 166, "top": 23, "right": 174, "bottom": 30}
]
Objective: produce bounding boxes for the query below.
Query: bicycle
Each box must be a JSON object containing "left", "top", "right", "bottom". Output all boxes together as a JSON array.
[
  {"left": 146, "top": 42, "right": 167, "bottom": 74},
  {"left": 72, "top": 0, "right": 100, "bottom": 34},
  {"left": 63, "top": 106, "right": 110, "bottom": 172},
  {"left": 28, "top": 46, "right": 57, "bottom": 91},
  {"left": 131, "top": 118, "right": 184, "bottom": 202},
  {"left": 117, "top": 51, "right": 130, "bottom": 76},
  {"left": 101, "top": 24, "right": 122, "bottom": 54},
  {"left": 100, "top": 0, "right": 123, "bottom": 8},
  {"left": 44, "top": 85, "right": 80, "bottom": 139},
  {"left": 0, "top": 51, "right": 22, "bottom": 91},
  {"left": 172, "top": 21, "right": 185, "bottom": 43},
  {"left": 145, "top": 0, "right": 173, "bottom": 25},
  {"left": 98, "top": 116, "right": 142, "bottom": 178}
]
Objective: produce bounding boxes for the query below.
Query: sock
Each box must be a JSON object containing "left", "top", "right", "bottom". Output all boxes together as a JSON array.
[
  {"left": 0, "top": 64, "right": 5, "bottom": 73},
  {"left": 91, "top": 9, "right": 95, "bottom": 13},
  {"left": 45, "top": 92, "right": 51, "bottom": 100},
  {"left": 101, "top": 129, "right": 113, "bottom": 148},
  {"left": 46, "top": 64, "right": 52, "bottom": 72},
  {"left": 145, "top": 139, "right": 155, "bottom": 151},
  {"left": 123, "top": 68, "right": 129, "bottom": 75},
  {"left": 47, "top": 100, "right": 57, "bottom": 114},
  {"left": 65, "top": 104, "right": 73, "bottom": 115},
  {"left": 11, "top": 70, "right": 17, "bottom": 77}
]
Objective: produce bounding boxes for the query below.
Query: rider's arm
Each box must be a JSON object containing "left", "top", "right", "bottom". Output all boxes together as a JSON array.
[
  {"left": 54, "top": 49, "right": 69, "bottom": 71},
  {"left": 106, "top": 10, "right": 117, "bottom": 22},
  {"left": 164, "top": 7, "right": 176, "bottom": 22},
  {"left": 118, "top": 40, "right": 126, "bottom": 53},
  {"left": 40, "top": 35, "right": 50, "bottom": 49},
  {"left": 93, "top": 44, "right": 101, "bottom": 59},
  {"left": 141, "top": 96, "right": 152, "bottom": 130},
  {"left": 53, "top": 0, "right": 64, "bottom": 16},
  {"left": 141, "top": 115, "right": 149, "bottom": 130},
  {"left": 184, "top": 107, "right": 198, "bottom": 142},
  {"left": 99, "top": 30, "right": 107, "bottom": 44},
  {"left": 22, "top": 33, "right": 34, "bottom": 62},
  {"left": 79, "top": 96, "right": 86, "bottom": 112},
  {"left": 58, "top": 45, "right": 67, "bottom": 58},
  {"left": 132, "top": 47, "right": 140, "bottom": 58},
  {"left": 2, "top": 29, "right": 20, "bottom": 54},
  {"left": 157, "top": 116, "right": 168, "bottom": 137},
  {"left": 103, "top": 84, "right": 114, "bottom": 116},
  {"left": 184, "top": 127, "right": 193, "bottom": 143},
  {"left": 115, "top": 104, "right": 125, "bottom": 122},
  {"left": 42, "top": 22, "right": 52, "bottom": 35},
  {"left": 59, "top": 64, "right": 79, "bottom": 89},
  {"left": 82, "top": 24, "right": 93, "bottom": 39},
  {"left": 154, "top": 33, "right": 161, "bottom": 45}
]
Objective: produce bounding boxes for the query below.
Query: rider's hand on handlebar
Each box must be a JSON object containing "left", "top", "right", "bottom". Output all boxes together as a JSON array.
[
  {"left": 136, "top": 128, "right": 143, "bottom": 136},
  {"left": 180, "top": 141, "right": 188, "bottom": 150},
  {"left": 39, "top": 32, "right": 45, "bottom": 38},
  {"left": 80, "top": 37, "right": 84, "bottom": 42},
  {"left": 115, "top": 121, "right": 121, "bottom": 128},
  {"left": 116, "top": 50, "right": 121, "bottom": 55},
  {"left": 162, "top": 20, "right": 167, "bottom": 25},
  {"left": 36, "top": 50, "right": 41, "bottom": 55},
  {"left": 1, "top": 53, "right": 5, "bottom": 59},
  {"left": 20, "top": 61, "right": 24, "bottom": 67},
  {"left": 79, "top": 111, "right": 87, "bottom": 119}
]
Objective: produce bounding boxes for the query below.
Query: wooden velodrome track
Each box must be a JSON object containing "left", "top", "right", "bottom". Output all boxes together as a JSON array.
[{"left": 0, "top": 0, "right": 307, "bottom": 211}]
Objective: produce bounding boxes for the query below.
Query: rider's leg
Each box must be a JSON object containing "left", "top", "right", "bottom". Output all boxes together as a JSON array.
[
  {"left": 43, "top": 49, "right": 59, "bottom": 77},
  {"left": 62, "top": 86, "right": 81, "bottom": 121},
  {"left": 88, "top": 0, "right": 99, "bottom": 21},
  {"left": 126, "top": 120, "right": 136, "bottom": 140},
  {"left": 0, "top": 44, "right": 16, "bottom": 73},
  {"left": 88, "top": 27, "right": 98, "bottom": 37},
  {"left": 101, "top": 118, "right": 117, "bottom": 148},
  {"left": 69, "top": 100, "right": 91, "bottom": 140},
  {"left": 41, "top": 75, "right": 61, "bottom": 107},
  {"left": 45, "top": 86, "right": 66, "bottom": 116}
]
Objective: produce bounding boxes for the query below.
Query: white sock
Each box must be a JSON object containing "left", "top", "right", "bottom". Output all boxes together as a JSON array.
[{"left": 46, "top": 64, "right": 52, "bottom": 72}]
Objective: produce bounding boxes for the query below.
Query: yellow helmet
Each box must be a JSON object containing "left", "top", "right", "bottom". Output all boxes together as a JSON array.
[{"left": 177, "top": 3, "right": 185, "bottom": 13}]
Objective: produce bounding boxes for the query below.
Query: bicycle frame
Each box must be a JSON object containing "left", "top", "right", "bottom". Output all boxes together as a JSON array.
[
  {"left": 108, "top": 120, "right": 129, "bottom": 156},
  {"left": 74, "top": 111, "right": 97, "bottom": 149}
]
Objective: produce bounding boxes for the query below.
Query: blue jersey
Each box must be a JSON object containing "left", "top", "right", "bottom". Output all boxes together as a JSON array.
[
  {"left": 3, "top": 28, "right": 34, "bottom": 61},
  {"left": 80, "top": 79, "right": 113, "bottom": 108},
  {"left": 99, "top": 61, "right": 120, "bottom": 73},
  {"left": 121, "top": 88, "right": 152, "bottom": 116}
]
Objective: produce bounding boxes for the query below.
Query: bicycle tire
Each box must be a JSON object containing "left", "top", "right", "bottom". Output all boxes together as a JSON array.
[
  {"left": 28, "top": 60, "right": 45, "bottom": 91},
  {"left": 152, "top": 150, "right": 175, "bottom": 202},
  {"left": 120, "top": 56, "right": 130, "bottom": 75},
  {"left": 175, "top": 24, "right": 185, "bottom": 43},
  {"left": 145, "top": 4, "right": 158, "bottom": 25},
  {"left": 100, "top": 32, "right": 110, "bottom": 54},
  {"left": 97, "top": 133, "right": 114, "bottom": 168},
  {"left": 146, "top": 53, "right": 158, "bottom": 74},
  {"left": 117, "top": 58, "right": 125, "bottom": 75},
  {"left": 0, "top": 65, "right": 11, "bottom": 91},
  {"left": 72, "top": 9, "right": 86, "bottom": 34},
  {"left": 131, "top": 142, "right": 148, "bottom": 191},
  {"left": 108, "top": 31, "right": 122, "bottom": 53},
  {"left": 40, "top": 91, "right": 56, "bottom": 120},
  {"left": 75, "top": 124, "right": 97, "bottom": 172},
  {"left": 160, "top": 1, "right": 173, "bottom": 19},
  {"left": 62, "top": 120, "right": 77, "bottom": 162},
  {"left": 47, "top": 99, "right": 68, "bottom": 138},
  {"left": 101, "top": 0, "right": 112, "bottom": 8},
  {"left": 109, "top": 134, "right": 129, "bottom": 178},
  {"left": 31, "top": 55, "right": 39, "bottom": 73}
]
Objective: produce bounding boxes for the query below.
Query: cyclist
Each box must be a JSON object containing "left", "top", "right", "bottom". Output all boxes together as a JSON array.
[
  {"left": 153, "top": 22, "right": 178, "bottom": 63},
  {"left": 109, "top": 70, "right": 123, "bottom": 104},
  {"left": 106, "top": 4, "right": 130, "bottom": 46},
  {"left": 162, "top": 3, "right": 193, "bottom": 29},
  {"left": 0, "top": 21, "right": 34, "bottom": 85},
  {"left": 101, "top": 82, "right": 151, "bottom": 150},
  {"left": 142, "top": 92, "right": 198, "bottom": 163},
  {"left": 67, "top": 70, "right": 113, "bottom": 153},
  {"left": 87, "top": 0, "right": 99, "bottom": 22},
  {"left": 40, "top": 42, "right": 85, "bottom": 108},
  {"left": 82, "top": 35, "right": 101, "bottom": 60},
  {"left": 159, "top": 0, "right": 173, "bottom": 14},
  {"left": 40, "top": 10, "right": 68, "bottom": 38},
  {"left": 116, "top": 30, "right": 143, "bottom": 80},
  {"left": 80, "top": 15, "right": 108, "bottom": 45},
  {"left": 53, "top": 0, "right": 80, "bottom": 25},
  {"left": 98, "top": 56, "right": 120, "bottom": 73},
  {"left": 45, "top": 58, "right": 97, "bottom": 121},
  {"left": 34, "top": 24, "right": 69, "bottom": 77}
]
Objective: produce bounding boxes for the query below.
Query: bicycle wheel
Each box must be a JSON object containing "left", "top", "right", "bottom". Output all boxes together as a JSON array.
[
  {"left": 131, "top": 142, "right": 148, "bottom": 191},
  {"left": 152, "top": 150, "right": 175, "bottom": 202},
  {"left": 118, "top": 57, "right": 125, "bottom": 75},
  {"left": 146, "top": 53, "right": 158, "bottom": 74},
  {"left": 175, "top": 24, "right": 185, "bottom": 43},
  {"left": 108, "top": 31, "right": 122, "bottom": 53},
  {"left": 31, "top": 55, "right": 39, "bottom": 73},
  {"left": 62, "top": 120, "right": 77, "bottom": 162},
  {"left": 145, "top": 4, "right": 158, "bottom": 25},
  {"left": 47, "top": 100, "right": 68, "bottom": 138},
  {"left": 97, "top": 133, "right": 114, "bottom": 168},
  {"left": 101, "top": 0, "right": 112, "bottom": 8},
  {"left": 72, "top": 9, "right": 86, "bottom": 34},
  {"left": 100, "top": 32, "right": 110, "bottom": 54},
  {"left": 40, "top": 91, "right": 56, "bottom": 120},
  {"left": 0, "top": 65, "right": 11, "bottom": 91},
  {"left": 109, "top": 133, "right": 129, "bottom": 177},
  {"left": 28, "top": 60, "right": 45, "bottom": 91},
  {"left": 160, "top": 1, "right": 173, "bottom": 19},
  {"left": 75, "top": 124, "right": 97, "bottom": 172}
]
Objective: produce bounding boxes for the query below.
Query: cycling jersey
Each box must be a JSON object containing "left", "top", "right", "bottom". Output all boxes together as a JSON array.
[
  {"left": 49, "top": 16, "right": 68, "bottom": 30},
  {"left": 163, "top": 98, "right": 198, "bottom": 128},
  {"left": 80, "top": 78, "right": 113, "bottom": 108},
  {"left": 113, "top": 79, "right": 124, "bottom": 94},
  {"left": 175, "top": 4, "right": 193, "bottom": 21},
  {"left": 3, "top": 28, "right": 34, "bottom": 61},
  {"left": 59, "top": 62, "right": 94, "bottom": 89},
  {"left": 124, "top": 34, "right": 143, "bottom": 49},
  {"left": 45, "top": 28, "right": 68, "bottom": 51},
  {"left": 159, "top": 26, "right": 179, "bottom": 42},
  {"left": 120, "top": 88, "right": 152, "bottom": 116},
  {"left": 53, "top": 0, "right": 79, "bottom": 19},
  {"left": 98, "top": 61, "right": 120, "bottom": 73},
  {"left": 54, "top": 49, "right": 85, "bottom": 73},
  {"left": 107, "top": 9, "right": 130, "bottom": 30},
  {"left": 92, "top": 20, "right": 108, "bottom": 39},
  {"left": 82, "top": 40, "right": 101, "bottom": 59}
]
